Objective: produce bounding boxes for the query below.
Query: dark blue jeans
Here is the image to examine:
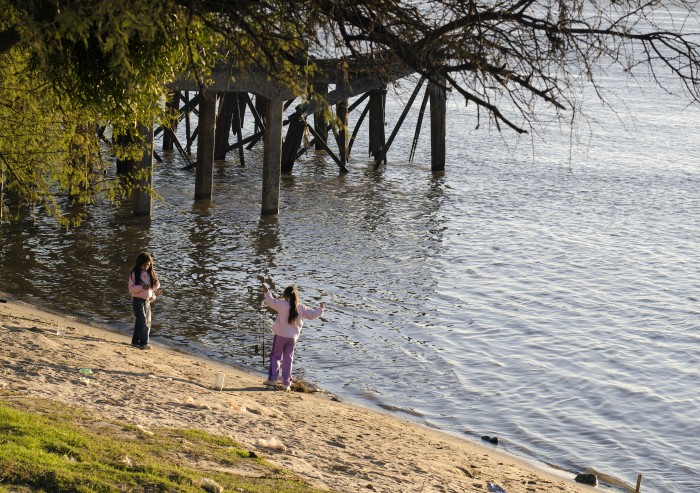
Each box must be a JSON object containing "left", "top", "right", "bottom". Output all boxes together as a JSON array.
[{"left": 131, "top": 298, "right": 151, "bottom": 346}]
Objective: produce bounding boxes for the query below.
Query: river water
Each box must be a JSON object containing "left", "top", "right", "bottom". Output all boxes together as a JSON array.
[{"left": 2, "top": 65, "right": 699, "bottom": 492}]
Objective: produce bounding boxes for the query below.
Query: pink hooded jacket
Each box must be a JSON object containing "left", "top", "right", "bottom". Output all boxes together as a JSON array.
[
  {"left": 128, "top": 270, "right": 160, "bottom": 301},
  {"left": 264, "top": 290, "right": 324, "bottom": 339}
]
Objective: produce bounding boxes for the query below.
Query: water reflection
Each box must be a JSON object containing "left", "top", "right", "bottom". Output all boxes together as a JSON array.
[{"left": 252, "top": 215, "right": 281, "bottom": 273}]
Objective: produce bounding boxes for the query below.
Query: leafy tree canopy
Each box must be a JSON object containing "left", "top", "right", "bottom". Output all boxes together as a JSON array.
[{"left": 2, "top": 0, "right": 700, "bottom": 225}]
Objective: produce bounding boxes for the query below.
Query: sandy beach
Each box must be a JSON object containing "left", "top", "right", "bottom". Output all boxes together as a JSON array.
[{"left": 0, "top": 294, "right": 607, "bottom": 493}]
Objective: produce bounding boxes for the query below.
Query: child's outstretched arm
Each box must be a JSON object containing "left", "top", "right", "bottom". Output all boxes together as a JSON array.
[{"left": 301, "top": 302, "right": 324, "bottom": 321}]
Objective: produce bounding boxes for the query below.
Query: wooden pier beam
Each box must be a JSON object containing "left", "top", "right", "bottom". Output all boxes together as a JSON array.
[
  {"left": 335, "top": 67, "right": 349, "bottom": 166},
  {"left": 184, "top": 91, "right": 192, "bottom": 153},
  {"left": 214, "top": 92, "right": 236, "bottom": 160},
  {"left": 374, "top": 76, "right": 425, "bottom": 169},
  {"left": 409, "top": 88, "right": 430, "bottom": 163},
  {"left": 262, "top": 97, "right": 284, "bottom": 215},
  {"left": 115, "top": 133, "right": 131, "bottom": 175},
  {"left": 368, "top": 87, "right": 386, "bottom": 160},
  {"left": 255, "top": 95, "right": 267, "bottom": 134},
  {"left": 194, "top": 90, "right": 217, "bottom": 200},
  {"left": 313, "top": 83, "right": 328, "bottom": 150},
  {"left": 281, "top": 110, "right": 305, "bottom": 172},
  {"left": 232, "top": 93, "right": 246, "bottom": 166},
  {"left": 132, "top": 122, "right": 153, "bottom": 216},
  {"left": 429, "top": 76, "right": 447, "bottom": 171},
  {"left": 162, "top": 91, "right": 179, "bottom": 151}
]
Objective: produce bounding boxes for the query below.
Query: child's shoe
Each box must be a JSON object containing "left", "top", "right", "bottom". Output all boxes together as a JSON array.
[{"left": 263, "top": 379, "right": 277, "bottom": 387}]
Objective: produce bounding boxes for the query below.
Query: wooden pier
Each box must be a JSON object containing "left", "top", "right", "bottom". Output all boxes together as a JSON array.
[{"left": 129, "top": 58, "right": 447, "bottom": 217}]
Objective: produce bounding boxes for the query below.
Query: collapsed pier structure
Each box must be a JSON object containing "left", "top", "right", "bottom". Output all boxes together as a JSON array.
[{"left": 126, "top": 56, "right": 449, "bottom": 217}]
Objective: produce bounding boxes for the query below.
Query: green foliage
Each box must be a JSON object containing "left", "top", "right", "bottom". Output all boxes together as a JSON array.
[
  {"left": 0, "top": 0, "right": 314, "bottom": 226},
  {"left": 21, "top": 1, "right": 187, "bottom": 127},
  {"left": 0, "top": 395, "right": 330, "bottom": 493},
  {"left": 0, "top": 1, "right": 217, "bottom": 226},
  {"left": 0, "top": 36, "right": 108, "bottom": 226}
]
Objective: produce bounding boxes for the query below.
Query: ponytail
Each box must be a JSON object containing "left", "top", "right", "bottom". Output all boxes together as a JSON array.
[{"left": 284, "top": 286, "right": 299, "bottom": 324}]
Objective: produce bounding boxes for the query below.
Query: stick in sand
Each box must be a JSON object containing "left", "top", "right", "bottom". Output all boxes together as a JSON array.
[{"left": 260, "top": 278, "right": 271, "bottom": 366}]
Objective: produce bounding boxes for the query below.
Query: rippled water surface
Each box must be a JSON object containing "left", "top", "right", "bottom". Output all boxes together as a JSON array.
[{"left": 2, "top": 69, "right": 700, "bottom": 492}]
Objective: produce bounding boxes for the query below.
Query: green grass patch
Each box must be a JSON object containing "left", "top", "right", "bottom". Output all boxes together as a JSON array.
[{"left": 0, "top": 393, "right": 331, "bottom": 493}]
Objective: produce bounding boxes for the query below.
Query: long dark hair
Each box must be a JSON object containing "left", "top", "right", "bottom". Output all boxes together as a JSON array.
[
  {"left": 131, "top": 252, "right": 158, "bottom": 286},
  {"left": 283, "top": 285, "right": 299, "bottom": 324}
]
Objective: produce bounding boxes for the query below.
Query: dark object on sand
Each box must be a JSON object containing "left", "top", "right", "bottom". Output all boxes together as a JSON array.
[{"left": 575, "top": 472, "right": 598, "bottom": 486}]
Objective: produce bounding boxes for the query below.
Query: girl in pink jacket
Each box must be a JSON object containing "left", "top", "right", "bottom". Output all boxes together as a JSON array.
[
  {"left": 128, "top": 252, "right": 161, "bottom": 350},
  {"left": 263, "top": 284, "right": 324, "bottom": 391}
]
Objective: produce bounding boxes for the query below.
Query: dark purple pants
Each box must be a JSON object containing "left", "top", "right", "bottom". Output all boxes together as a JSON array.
[{"left": 268, "top": 335, "right": 297, "bottom": 386}]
